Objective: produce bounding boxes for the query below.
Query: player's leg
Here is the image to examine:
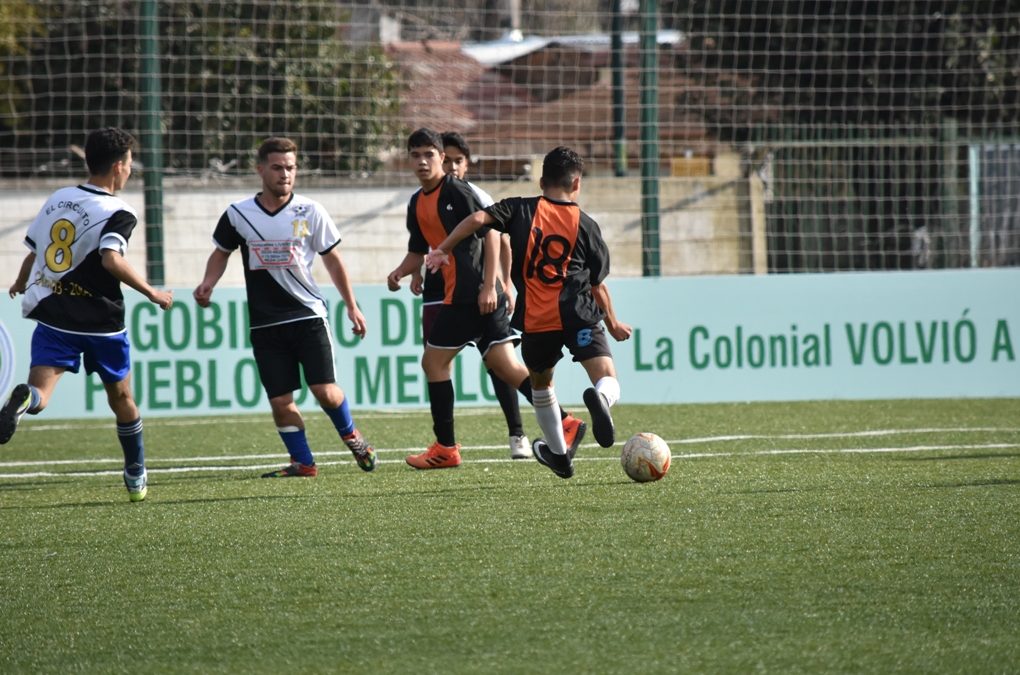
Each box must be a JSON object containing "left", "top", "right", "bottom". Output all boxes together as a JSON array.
[
  {"left": 488, "top": 369, "right": 529, "bottom": 458},
  {"left": 1, "top": 324, "right": 74, "bottom": 444},
  {"left": 86, "top": 332, "right": 150, "bottom": 501},
  {"left": 252, "top": 324, "right": 316, "bottom": 477},
  {"left": 263, "top": 392, "right": 317, "bottom": 477},
  {"left": 405, "top": 303, "right": 462, "bottom": 469},
  {"left": 0, "top": 366, "right": 58, "bottom": 444},
  {"left": 516, "top": 336, "right": 569, "bottom": 452},
  {"left": 301, "top": 319, "right": 375, "bottom": 472},
  {"left": 579, "top": 358, "right": 620, "bottom": 449},
  {"left": 102, "top": 376, "right": 150, "bottom": 500},
  {"left": 480, "top": 335, "right": 533, "bottom": 459},
  {"left": 479, "top": 305, "right": 585, "bottom": 457},
  {"left": 407, "top": 343, "right": 462, "bottom": 468},
  {"left": 569, "top": 325, "right": 619, "bottom": 448}
]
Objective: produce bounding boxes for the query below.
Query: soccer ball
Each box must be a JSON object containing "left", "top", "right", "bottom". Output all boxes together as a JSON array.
[{"left": 620, "top": 432, "right": 671, "bottom": 482}]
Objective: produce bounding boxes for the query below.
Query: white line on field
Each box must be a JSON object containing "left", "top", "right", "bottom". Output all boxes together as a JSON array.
[
  {"left": 13, "top": 408, "right": 494, "bottom": 433},
  {"left": 0, "top": 441, "right": 1016, "bottom": 479},
  {"left": 1, "top": 427, "right": 1016, "bottom": 469}
]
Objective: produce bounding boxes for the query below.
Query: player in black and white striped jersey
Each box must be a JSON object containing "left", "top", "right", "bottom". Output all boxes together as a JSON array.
[
  {"left": 2, "top": 127, "right": 174, "bottom": 502},
  {"left": 193, "top": 137, "right": 375, "bottom": 478}
]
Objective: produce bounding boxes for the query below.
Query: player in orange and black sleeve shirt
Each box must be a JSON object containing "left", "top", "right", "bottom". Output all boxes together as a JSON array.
[
  {"left": 387, "top": 130, "right": 586, "bottom": 470},
  {"left": 426, "top": 146, "right": 632, "bottom": 479}
]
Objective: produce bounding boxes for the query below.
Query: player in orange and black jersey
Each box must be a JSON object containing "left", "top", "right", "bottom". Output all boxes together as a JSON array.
[
  {"left": 387, "top": 129, "right": 586, "bottom": 470},
  {"left": 426, "top": 146, "right": 632, "bottom": 479}
]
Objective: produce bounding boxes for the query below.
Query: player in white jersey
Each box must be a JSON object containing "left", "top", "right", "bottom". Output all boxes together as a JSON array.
[
  {"left": 193, "top": 137, "right": 375, "bottom": 478},
  {"left": 1, "top": 127, "right": 174, "bottom": 502}
]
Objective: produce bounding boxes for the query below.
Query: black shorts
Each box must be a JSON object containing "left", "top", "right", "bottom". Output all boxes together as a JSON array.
[
  {"left": 421, "top": 302, "right": 442, "bottom": 343},
  {"left": 426, "top": 299, "right": 520, "bottom": 357},
  {"left": 521, "top": 324, "right": 612, "bottom": 373},
  {"left": 251, "top": 317, "right": 336, "bottom": 399}
]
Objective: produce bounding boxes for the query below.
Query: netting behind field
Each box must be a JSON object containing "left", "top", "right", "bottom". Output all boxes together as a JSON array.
[{"left": 2, "top": 0, "right": 1019, "bottom": 273}]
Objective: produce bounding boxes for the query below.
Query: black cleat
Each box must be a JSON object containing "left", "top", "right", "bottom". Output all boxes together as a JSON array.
[
  {"left": 0, "top": 384, "right": 31, "bottom": 445},
  {"left": 583, "top": 388, "right": 615, "bottom": 448},
  {"left": 532, "top": 438, "right": 574, "bottom": 479}
]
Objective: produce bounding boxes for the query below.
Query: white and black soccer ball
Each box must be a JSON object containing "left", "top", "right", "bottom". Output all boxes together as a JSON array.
[{"left": 620, "top": 432, "right": 671, "bottom": 482}]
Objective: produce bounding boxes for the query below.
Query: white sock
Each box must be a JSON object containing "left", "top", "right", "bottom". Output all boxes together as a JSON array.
[
  {"left": 532, "top": 386, "right": 567, "bottom": 455},
  {"left": 595, "top": 376, "right": 621, "bottom": 408}
]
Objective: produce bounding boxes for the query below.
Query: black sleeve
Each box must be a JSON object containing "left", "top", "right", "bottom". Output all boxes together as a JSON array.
[
  {"left": 580, "top": 212, "right": 611, "bottom": 286},
  {"left": 212, "top": 211, "right": 243, "bottom": 251},
  {"left": 406, "top": 193, "right": 429, "bottom": 254},
  {"left": 101, "top": 209, "right": 138, "bottom": 240},
  {"left": 482, "top": 197, "right": 517, "bottom": 233}
]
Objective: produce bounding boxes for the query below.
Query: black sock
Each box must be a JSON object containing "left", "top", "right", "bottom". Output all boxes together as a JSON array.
[
  {"left": 490, "top": 370, "right": 523, "bottom": 436},
  {"left": 428, "top": 380, "right": 456, "bottom": 447}
]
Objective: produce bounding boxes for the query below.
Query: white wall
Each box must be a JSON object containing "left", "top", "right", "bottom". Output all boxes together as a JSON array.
[{"left": 0, "top": 175, "right": 745, "bottom": 289}]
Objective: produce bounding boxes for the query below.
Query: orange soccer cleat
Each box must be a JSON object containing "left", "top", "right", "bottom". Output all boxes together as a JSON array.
[
  {"left": 561, "top": 415, "right": 588, "bottom": 459},
  {"left": 405, "top": 441, "right": 462, "bottom": 470}
]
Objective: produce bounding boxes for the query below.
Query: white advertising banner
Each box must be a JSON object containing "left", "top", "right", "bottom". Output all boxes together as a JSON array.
[{"left": 0, "top": 269, "right": 1016, "bottom": 419}]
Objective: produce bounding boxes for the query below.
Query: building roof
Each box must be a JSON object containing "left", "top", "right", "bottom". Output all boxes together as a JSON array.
[{"left": 385, "top": 30, "right": 761, "bottom": 175}]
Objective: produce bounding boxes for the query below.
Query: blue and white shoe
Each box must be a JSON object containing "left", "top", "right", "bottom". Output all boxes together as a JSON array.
[{"left": 124, "top": 467, "right": 148, "bottom": 503}]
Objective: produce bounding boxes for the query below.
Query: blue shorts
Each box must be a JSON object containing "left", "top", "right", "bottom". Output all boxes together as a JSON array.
[{"left": 31, "top": 323, "right": 131, "bottom": 384}]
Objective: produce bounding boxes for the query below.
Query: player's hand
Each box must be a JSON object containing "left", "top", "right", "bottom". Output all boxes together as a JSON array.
[
  {"left": 425, "top": 250, "right": 449, "bottom": 273},
  {"left": 478, "top": 286, "right": 497, "bottom": 315},
  {"left": 505, "top": 292, "right": 516, "bottom": 315},
  {"left": 193, "top": 283, "right": 213, "bottom": 308},
  {"left": 410, "top": 270, "right": 424, "bottom": 296},
  {"left": 8, "top": 280, "right": 26, "bottom": 299},
  {"left": 386, "top": 269, "right": 402, "bottom": 292},
  {"left": 151, "top": 288, "right": 174, "bottom": 311},
  {"left": 607, "top": 320, "right": 633, "bottom": 342},
  {"left": 348, "top": 305, "right": 368, "bottom": 339}
]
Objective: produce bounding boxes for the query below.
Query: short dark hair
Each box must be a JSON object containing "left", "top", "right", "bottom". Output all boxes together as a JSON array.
[
  {"left": 542, "top": 146, "right": 584, "bottom": 191},
  {"left": 84, "top": 127, "right": 135, "bottom": 176},
  {"left": 407, "top": 127, "right": 444, "bottom": 153},
  {"left": 258, "top": 137, "right": 298, "bottom": 164},
  {"left": 441, "top": 131, "right": 471, "bottom": 160}
]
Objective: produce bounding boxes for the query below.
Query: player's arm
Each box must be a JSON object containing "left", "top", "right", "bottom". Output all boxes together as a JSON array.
[
  {"left": 478, "top": 229, "right": 500, "bottom": 315},
  {"left": 102, "top": 249, "right": 174, "bottom": 310},
  {"left": 591, "top": 282, "right": 632, "bottom": 342},
  {"left": 8, "top": 252, "right": 35, "bottom": 298},
  {"left": 424, "top": 210, "right": 496, "bottom": 272},
  {"left": 499, "top": 233, "right": 515, "bottom": 313},
  {"left": 387, "top": 251, "right": 426, "bottom": 292},
  {"left": 321, "top": 247, "right": 367, "bottom": 338},
  {"left": 193, "top": 248, "right": 231, "bottom": 308}
]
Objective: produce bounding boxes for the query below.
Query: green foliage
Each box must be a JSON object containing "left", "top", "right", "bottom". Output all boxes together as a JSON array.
[
  {"left": 0, "top": 0, "right": 401, "bottom": 177},
  {"left": 161, "top": 2, "right": 401, "bottom": 174},
  {"left": 680, "top": 1, "right": 1020, "bottom": 141},
  {"left": 0, "top": 0, "right": 43, "bottom": 131},
  {"left": 1, "top": 399, "right": 1018, "bottom": 672}
]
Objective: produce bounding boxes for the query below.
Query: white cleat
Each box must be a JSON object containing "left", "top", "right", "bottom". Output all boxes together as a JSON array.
[{"left": 509, "top": 434, "right": 532, "bottom": 459}]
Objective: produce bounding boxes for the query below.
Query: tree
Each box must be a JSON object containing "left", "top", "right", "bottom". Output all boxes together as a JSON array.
[
  {"left": 0, "top": 0, "right": 43, "bottom": 135},
  {"left": 0, "top": 0, "right": 402, "bottom": 177},
  {"left": 678, "top": 0, "right": 1020, "bottom": 142}
]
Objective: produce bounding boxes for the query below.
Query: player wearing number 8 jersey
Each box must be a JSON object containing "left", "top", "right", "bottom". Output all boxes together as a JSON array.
[
  {"left": 426, "top": 146, "right": 632, "bottom": 478},
  {"left": 2, "top": 127, "right": 174, "bottom": 501}
]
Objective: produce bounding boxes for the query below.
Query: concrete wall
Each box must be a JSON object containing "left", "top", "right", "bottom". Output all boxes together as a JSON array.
[{"left": 0, "top": 173, "right": 746, "bottom": 290}]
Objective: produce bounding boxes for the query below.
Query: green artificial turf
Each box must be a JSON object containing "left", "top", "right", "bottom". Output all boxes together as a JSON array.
[{"left": 1, "top": 399, "right": 1018, "bottom": 673}]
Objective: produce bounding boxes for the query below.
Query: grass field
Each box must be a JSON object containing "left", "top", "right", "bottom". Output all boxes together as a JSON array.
[{"left": 1, "top": 398, "right": 1018, "bottom": 674}]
